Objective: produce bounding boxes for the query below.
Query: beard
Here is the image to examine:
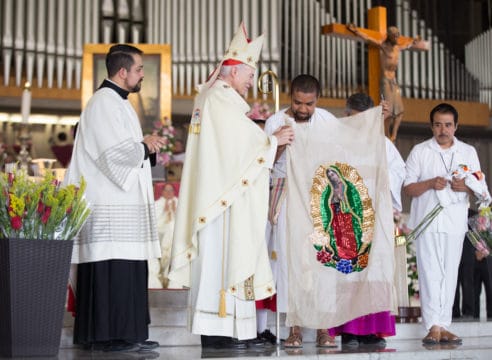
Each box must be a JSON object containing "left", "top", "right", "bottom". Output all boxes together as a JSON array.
[
  {"left": 388, "top": 36, "right": 398, "bottom": 45},
  {"left": 129, "top": 79, "right": 143, "bottom": 93},
  {"left": 293, "top": 110, "right": 312, "bottom": 122}
]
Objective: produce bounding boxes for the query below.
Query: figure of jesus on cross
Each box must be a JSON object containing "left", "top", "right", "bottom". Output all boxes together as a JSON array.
[
  {"left": 322, "top": 6, "right": 429, "bottom": 142},
  {"left": 346, "top": 24, "right": 422, "bottom": 142}
]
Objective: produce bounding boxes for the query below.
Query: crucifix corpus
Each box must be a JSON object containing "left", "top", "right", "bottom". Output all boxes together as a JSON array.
[{"left": 322, "top": 6, "right": 429, "bottom": 142}]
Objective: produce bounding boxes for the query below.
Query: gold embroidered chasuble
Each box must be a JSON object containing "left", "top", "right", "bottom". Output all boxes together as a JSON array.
[{"left": 168, "top": 80, "right": 276, "bottom": 301}]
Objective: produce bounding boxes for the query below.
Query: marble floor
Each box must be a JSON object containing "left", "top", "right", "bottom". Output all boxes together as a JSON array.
[
  {"left": 4, "top": 292, "right": 492, "bottom": 359},
  {"left": 29, "top": 336, "right": 492, "bottom": 360}
]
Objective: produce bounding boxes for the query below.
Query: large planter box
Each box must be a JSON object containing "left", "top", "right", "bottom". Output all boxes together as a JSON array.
[{"left": 0, "top": 237, "right": 73, "bottom": 358}]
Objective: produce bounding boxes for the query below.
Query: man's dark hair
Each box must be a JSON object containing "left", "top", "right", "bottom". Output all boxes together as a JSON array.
[
  {"left": 106, "top": 44, "right": 143, "bottom": 77},
  {"left": 346, "top": 93, "right": 374, "bottom": 112},
  {"left": 291, "top": 74, "right": 321, "bottom": 97},
  {"left": 429, "top": 103, "right": 458, "bottom": 125}
]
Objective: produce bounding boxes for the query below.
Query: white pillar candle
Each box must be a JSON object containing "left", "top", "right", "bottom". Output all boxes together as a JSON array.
[{"left": 21, "top": 82, "right": 31, "bottom": 124}]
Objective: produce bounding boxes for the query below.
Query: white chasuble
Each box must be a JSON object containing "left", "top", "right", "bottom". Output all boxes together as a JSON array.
[
  {"left": 285, "top": 106, "right": 397, "bottom": 329},
  {"left": 168, "top": 80, "right": 277, "bottom": 338}
]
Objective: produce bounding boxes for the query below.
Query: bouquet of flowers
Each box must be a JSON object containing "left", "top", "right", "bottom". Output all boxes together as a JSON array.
[
  {"left": 451, "top": 164, "right": 491, "bottom": 208},
  {"left": 151, "top": 117, "right": 175, "bottom": 166},
  {"left": 0, "top": 169, "right": 90, "bottom": 240},
  {"left": 467, "top": 206, "right": 492, "bottom": 257}
]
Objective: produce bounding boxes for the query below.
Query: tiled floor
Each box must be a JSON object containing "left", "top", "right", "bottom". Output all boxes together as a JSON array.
[
  {"left": 47, "top": 336, "right": 492, "bottom": 360},
  {"left": 6, "top": 292, "right": 492, "bottom": 359}
]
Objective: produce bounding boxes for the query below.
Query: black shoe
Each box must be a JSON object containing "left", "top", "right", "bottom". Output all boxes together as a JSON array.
[
  {"left": 247, "top": 337, "right": 265, "bottom": 348},
  {"left": 201, "top": 335, "right": 234, "bottom": 349},
  {"left": 206, "top": 338, "right": 248, "bottom": 350},
  {"left": 137, "top": 340, "right": 160, "bottom": 351},
  {"left": 82, "top": 341, "right": 108, "bottom": 351},
  {"left": 258, "top": 329, "right": 277, "bottom": 345},
  {"left": 341, "top": 333, "right": 359, "bottom": 348},
  {"left": 103, "top": 340, "right": 140, "bottom": 352},
  {"left": 359, "top": 334, "right": 386, "bottom": 347}
]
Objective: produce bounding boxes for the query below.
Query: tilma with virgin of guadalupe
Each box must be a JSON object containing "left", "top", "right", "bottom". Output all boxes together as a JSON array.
[{"left": 285, "top": 106, "right": 397, "bottom": 329}]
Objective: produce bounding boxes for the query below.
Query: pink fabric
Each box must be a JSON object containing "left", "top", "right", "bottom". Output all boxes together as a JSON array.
[{"left": 328, "top": 311, "right": 396, "bottom": 337}]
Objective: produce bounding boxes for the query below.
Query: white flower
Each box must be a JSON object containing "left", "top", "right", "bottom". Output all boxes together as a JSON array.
[{"left": 309, "top": 231, "right": 329, "bottom": 247}]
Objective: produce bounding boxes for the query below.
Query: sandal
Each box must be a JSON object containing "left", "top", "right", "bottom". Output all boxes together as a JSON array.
[
  {"left": 440, "top": 329, "right": 462, "bottom": 344},
  {"left": 422, "top": 326, "right": 441, "bottom": 344},
  {"left": 284, "top": 326, "right": 303, "bottom": 348},
  {"left": 316, "top": 329, "right": 337, "bottom": 348}
]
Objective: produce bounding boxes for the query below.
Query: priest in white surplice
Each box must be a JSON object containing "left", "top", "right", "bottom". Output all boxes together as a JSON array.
[
  {"left": 65, "top": 44, "right": 166, "bottom": 352},
  {"left": 168, "top": 23, "right": 294, "bottom": 348}
]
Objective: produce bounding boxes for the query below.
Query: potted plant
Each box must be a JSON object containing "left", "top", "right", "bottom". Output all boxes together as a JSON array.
[{"left": 0, "top": 169, "right": 90, "bottom": 357}]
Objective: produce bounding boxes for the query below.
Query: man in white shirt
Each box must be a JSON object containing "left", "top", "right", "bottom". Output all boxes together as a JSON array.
[{"left": 404, "top": 103, "right": 482, "bottom": 345}]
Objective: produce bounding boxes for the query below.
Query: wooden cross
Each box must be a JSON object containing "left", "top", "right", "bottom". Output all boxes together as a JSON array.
[{"left": 321, "top": 6, "right": 429, "bottom": 105}]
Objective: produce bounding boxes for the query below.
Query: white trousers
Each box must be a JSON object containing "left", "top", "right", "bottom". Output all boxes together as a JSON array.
[
  {"left": 416, "top": 232, "right": 464, "bottom": 331},
  {"left": 190, "top": 210, "right": 257, "bottom": 340}
]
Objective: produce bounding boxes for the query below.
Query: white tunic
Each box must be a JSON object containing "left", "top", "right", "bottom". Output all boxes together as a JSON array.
[
  {"left": 385, "top": 138, "right": 405, "bottom": 212},
  {"left": 190, "top": 210, "right": 258, "bottom": 339},
  {"left": 404, "top": 136, "right": 481, "bottom": 331},
  {"left": 65, "top": 86, "right": 161, "bottom": 264},
  {"left": 404, "top": 137, "right": 480, "bottom": 235}
]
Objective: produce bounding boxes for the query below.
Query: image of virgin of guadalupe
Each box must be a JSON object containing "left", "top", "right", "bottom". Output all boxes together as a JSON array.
[{"left": 310, "top": 163, "right": 375, "bottom": 274}]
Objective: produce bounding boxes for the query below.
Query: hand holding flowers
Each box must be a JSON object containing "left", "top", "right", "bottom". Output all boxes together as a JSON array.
[
  {"left": 150, "top": 117, "right": 176, "bottom": 166},
  {"left": 467, "top": 207, "right": 492, "bottom": 257}
]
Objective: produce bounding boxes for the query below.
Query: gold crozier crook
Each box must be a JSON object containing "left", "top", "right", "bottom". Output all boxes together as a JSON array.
[
  {"left": 257, "top": 69, "right": 282, "bottom": 346},
  {"left": 257, "top": 70, "right": 280, "bottom": 112}
]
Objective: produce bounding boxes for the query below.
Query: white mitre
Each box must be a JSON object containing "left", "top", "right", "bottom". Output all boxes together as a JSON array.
[
  {"left": 199, "top": 21, "right": 264, "bottom": 91},
  {"left": 222, "top": 21, "right": 264, "bottom": 69}
]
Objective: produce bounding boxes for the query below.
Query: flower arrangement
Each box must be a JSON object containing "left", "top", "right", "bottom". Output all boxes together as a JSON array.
[
  {"left": 247, "top": 101, "right": 273, "bottom": 120},
  {"left": 151, "top": 117, "right": 176, "bottom": 166},
  {"left": 467, "top": 206, "right": 492, "bottom": 257},
  {"left": 0, "top": 169, "right": 90, "bottom": 240},
  {"left": 406, "top": 241, "right": 419, "bottom": 299}
]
